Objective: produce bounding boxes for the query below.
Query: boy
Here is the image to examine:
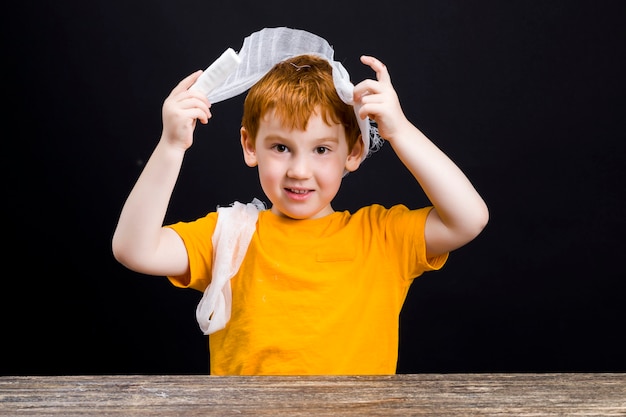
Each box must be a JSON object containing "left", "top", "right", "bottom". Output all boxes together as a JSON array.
[{"left": 112, "top": 37, "right": 489, "bottom": 375}]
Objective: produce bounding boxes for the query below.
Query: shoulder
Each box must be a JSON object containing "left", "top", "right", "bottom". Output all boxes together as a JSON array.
[
  {"left": 165, "top": 211, "right": 219, "bottom": 238},
  {"left": 348, "top": 204, "right": 435, "bottom": 244},
  {"left": 352, "top": 203, "right": 433, "bottom": 224}
]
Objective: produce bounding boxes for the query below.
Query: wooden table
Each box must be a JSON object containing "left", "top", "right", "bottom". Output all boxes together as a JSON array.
[{"left": 1, "top": 374, "right": 624, "bottom": 416}]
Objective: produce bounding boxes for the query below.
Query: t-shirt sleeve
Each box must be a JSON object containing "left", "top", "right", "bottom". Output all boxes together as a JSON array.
[
  {"left": 164, "top": 212, "right": 218, "bottom": 292},
  {"left": 377, "top": 204, "right": 449, "bottom": 280}
]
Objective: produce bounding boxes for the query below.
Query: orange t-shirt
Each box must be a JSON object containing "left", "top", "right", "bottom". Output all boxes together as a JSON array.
[{"left": 167, "top": 204, "right": 447, "bottom": 375}]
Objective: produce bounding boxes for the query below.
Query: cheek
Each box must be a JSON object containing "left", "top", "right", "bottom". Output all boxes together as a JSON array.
[
  {"left": 317, "top": 160, "right": 345, "bottom": 187},
  {"left": 257, "top": 162, "right": 282, "bottom": 188}
]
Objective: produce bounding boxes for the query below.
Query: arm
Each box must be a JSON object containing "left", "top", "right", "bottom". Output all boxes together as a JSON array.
[
  {"left": 112, "top": 70, "right": 212, "bottom": 276},
  {"left": 354, "top": 55, "right": 489, "bottom": 257}
]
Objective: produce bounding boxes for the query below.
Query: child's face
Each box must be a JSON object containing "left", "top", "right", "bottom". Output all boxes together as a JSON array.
[{"left": 241, "top": 109, "right": 362, "bottom": 219}]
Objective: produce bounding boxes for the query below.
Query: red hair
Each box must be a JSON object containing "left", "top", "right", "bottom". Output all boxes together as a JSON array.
[{"left": 241, "top": 54, "right": 361, "bottom": 150}]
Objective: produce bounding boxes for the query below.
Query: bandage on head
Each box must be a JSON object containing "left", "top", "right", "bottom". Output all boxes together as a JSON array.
[{"left": 198, "top": 27, "right": 383, "bottom": 162}]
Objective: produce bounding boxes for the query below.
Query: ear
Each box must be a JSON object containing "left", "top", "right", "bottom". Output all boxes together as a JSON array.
[
  {"left": 344, "top": 134, "right": 364, "bottom": 173},
  {"left": 240, "top": 127, "right": 258, "bottom": 167}
]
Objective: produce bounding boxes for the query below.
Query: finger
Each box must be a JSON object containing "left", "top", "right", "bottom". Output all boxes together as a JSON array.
[
  {"left": 357, "top": 101, "right": 381, "bottom": 122},
  {"left": 360, "top": 55, "right": 391, "bottom": 84},
  {"left": 181, "top": 105, "right": 212, "bottom": 124},
  {"left": 196, "top": 108, "right": 212, "bottom": 125},
  {"left": 353, "top": 79, "right": 374, "bottom": 102},
  {"left": 178, "top": 95, "right": 211, "bottom": 111},
  {"left": 353, "top": 79, "right": 390, "bottom": 105},
  {"left": 172, "top": 70, "right": 203, "bottom": 95},
  {"left": 185, "top": 99, "right": 212, "bottom": 124}
]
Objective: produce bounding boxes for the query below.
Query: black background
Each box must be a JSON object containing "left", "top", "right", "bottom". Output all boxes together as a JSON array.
[{"left": 3, "top": 1, "right": 625, "bottom": 375}]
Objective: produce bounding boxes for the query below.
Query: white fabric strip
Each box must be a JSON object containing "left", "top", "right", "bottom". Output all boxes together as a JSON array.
[{"left": 196, "top": 199, "right": 265, "bottom": 335}]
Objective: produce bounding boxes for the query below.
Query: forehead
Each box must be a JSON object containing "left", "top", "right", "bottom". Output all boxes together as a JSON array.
[{"left": 258, "top": 109, "right": 346, "bottom": 139}]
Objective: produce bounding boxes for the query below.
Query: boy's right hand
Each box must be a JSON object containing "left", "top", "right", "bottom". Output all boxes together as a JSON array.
[{"left": 161, "top": 70, "right": 212, "bottom": 150}]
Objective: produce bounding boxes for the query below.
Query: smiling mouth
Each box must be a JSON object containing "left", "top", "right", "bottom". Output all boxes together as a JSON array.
[
  {"left": 286, "top": 188, "right": 311, "bottom": 194},
  {"left": 284, "top": 188, "right": 314, "bottom": 200}
]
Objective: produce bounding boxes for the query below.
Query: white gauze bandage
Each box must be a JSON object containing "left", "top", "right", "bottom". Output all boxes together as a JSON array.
[
  {"left": 196, "top": 198, "right": 265, "bottom": 335},
  {"left": 204, "top": 26, "right": 383, "bottom": 161}
]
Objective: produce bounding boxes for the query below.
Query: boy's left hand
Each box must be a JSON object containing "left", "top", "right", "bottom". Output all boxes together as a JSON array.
[{"left": 353, "top": 55, "right": 411, "bottom": 142}]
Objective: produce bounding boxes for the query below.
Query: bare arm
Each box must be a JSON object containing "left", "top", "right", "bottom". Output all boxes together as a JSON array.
[
  {"left": 112, "top": 70, "right": 212, "bottom": 276},
  {"left": 354, "top": 55, "right": 489, "bottom": 257}
]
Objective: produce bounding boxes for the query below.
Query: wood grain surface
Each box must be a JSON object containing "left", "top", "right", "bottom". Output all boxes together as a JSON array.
[{"left": 1, "top": 373, "right": 624, "bottom": 416}]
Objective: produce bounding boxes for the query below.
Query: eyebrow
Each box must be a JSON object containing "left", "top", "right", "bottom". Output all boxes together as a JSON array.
[{"left": 263, "top": 134, "right": 340, "bottom": 144}]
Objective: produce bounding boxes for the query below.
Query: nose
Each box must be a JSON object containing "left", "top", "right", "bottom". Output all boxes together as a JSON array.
[{"left": 286, "top": 153, "right": 312, "bottom": 179}]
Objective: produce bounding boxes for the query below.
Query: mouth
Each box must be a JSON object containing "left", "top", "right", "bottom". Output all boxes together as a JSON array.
[{"left": 284, "top": 187, "right": 313, "bottom": 200}]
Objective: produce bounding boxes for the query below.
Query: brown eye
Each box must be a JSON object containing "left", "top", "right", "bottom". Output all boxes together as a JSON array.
[
  {"left": 272, "top": 144, "right": 288, "bottom": 153},
  {"left": 315, "top": 146, "right": 329, "bottom": 155}
]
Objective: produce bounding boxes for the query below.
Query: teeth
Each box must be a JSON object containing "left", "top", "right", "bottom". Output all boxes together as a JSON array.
[{"left": 289, "top": 189, "right": 308, "bottom": 194}]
